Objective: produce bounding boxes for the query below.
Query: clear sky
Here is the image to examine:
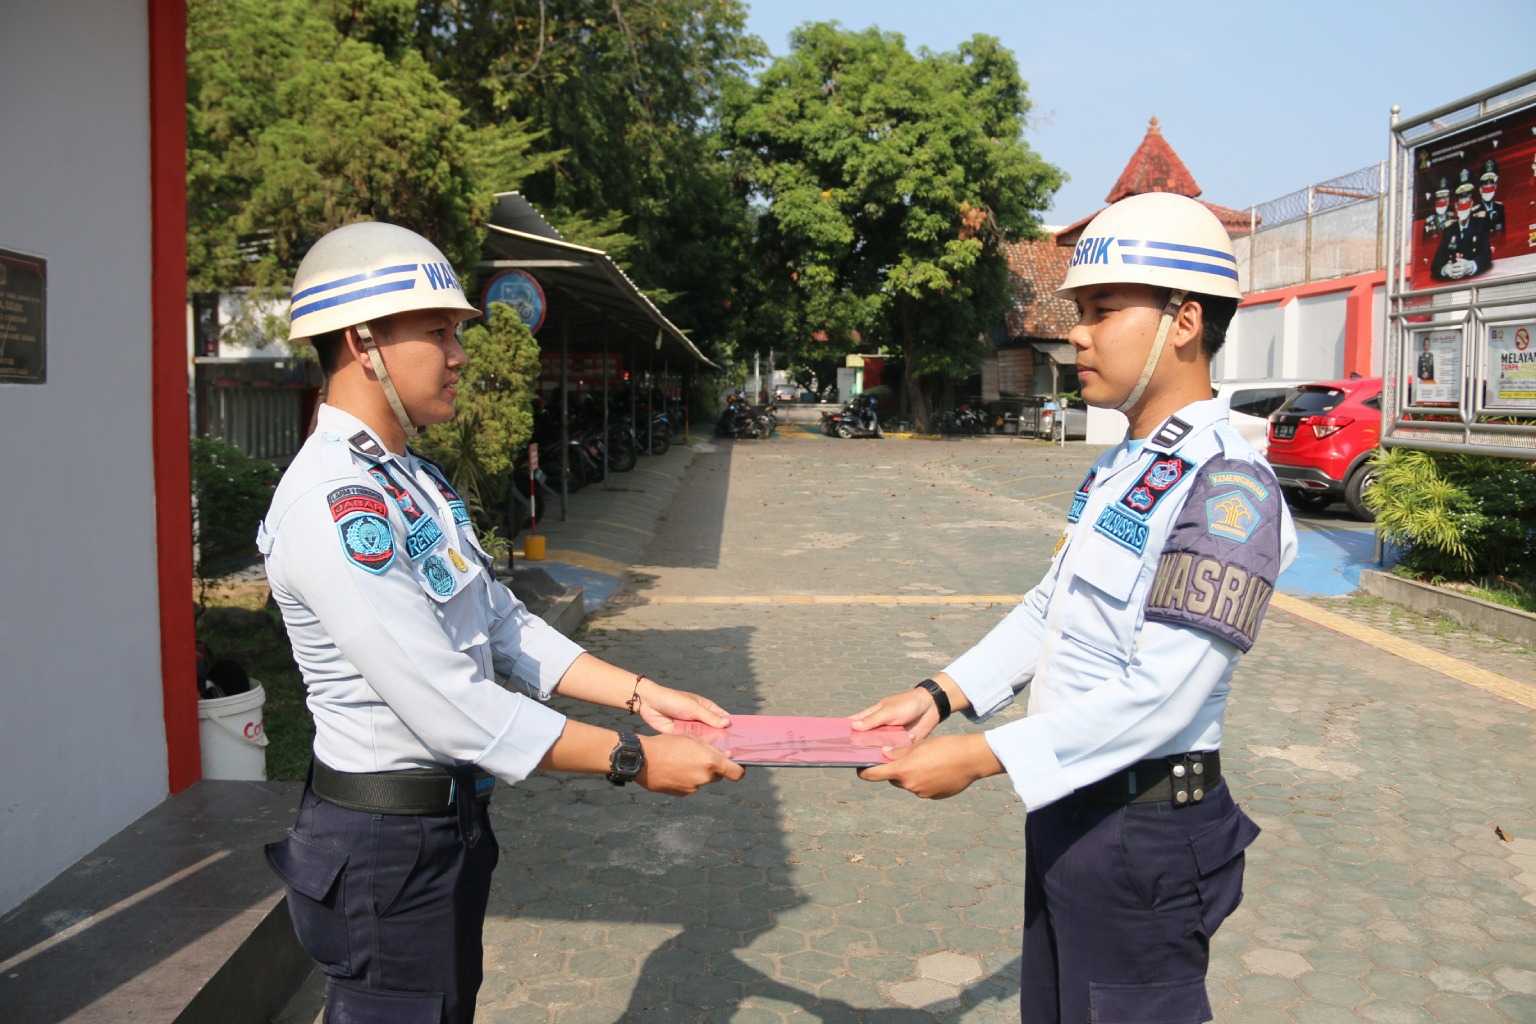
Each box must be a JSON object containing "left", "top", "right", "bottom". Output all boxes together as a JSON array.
[{"left": 743, "top": 1, "right": 1536, "bottom": 223}]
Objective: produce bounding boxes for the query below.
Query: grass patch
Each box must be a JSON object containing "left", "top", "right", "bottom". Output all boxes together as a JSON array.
[{"left": 198, "top": 580, "right": 312, "bottom": 781}]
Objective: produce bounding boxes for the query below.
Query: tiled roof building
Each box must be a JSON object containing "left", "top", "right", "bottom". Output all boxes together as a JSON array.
[{"left": 1054, "top": 117, "right": 1254, "bottom": 246}]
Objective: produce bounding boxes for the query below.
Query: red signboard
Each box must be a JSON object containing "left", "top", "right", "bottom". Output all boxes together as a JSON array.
[{"left": 1408, "top": 101, "right": 1536, "bottom": 290}]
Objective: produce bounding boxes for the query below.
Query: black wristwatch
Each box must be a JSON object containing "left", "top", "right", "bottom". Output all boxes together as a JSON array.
[
  {"left": 914, "top": 679, "right": 952, "bottom": 723},
  {"left": 606, "top": 729, "right": 645, "bottom": 786}
]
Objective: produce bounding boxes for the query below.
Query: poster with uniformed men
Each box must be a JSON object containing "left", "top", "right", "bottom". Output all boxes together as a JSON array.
[{"left": 1410, "top": 101, "right": 1536, "bottom": 288}]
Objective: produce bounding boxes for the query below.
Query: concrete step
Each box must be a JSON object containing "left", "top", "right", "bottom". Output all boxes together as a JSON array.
[{"left": 0, "top": 781, "right": 308, "bottom": 1024}]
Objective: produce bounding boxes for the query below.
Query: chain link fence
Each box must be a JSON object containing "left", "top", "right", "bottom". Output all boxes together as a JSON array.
[{"left": 1235, "top": 162, "right": 1386, "bottom": 293}]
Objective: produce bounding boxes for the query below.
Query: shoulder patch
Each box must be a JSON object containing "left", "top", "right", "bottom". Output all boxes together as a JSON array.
[
  {"left": 1144, "top": 457, "right": 1284, "bottom": 651},
  {"left": 1117, "top": 454, "right": 1195, "bottom": 519},
  {"left": 1149, "top": 415, "right": 1192, "bottom": 449},
  {"left": 328, "top": 485, "right": 394, "bottom": 574},
  {"left": 367, "top": 465, "right": 444, "bottom": 559},
  {"left": 348, "top": 431, "right": 388, "bottom": 460}
]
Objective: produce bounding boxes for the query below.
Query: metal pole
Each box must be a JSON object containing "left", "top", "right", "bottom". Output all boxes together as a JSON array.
[
  {"left": 560, "top": 315, "right": 570, "bottom": 522},
  {"left": 602, "top": 334, "right": 610, "bottom": 488},
  {"left": 631, "top": 339, "right": 639, "bottom": 442},
  {"left": 1375, "top": 105, "right": 1401, "bottom": 565},
  {"left": 1303, "top": 186, "right": 1314, "bottom": 284},
  {"left": 648, "top": 345, "right": 655, "bottom": 453},
  {"left": 663, "top": 356, "right": 669, "bottom": 452}
]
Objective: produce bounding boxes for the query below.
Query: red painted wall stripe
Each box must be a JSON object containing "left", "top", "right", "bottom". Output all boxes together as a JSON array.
[{"left": 149, "top": 0, "right": 199, "bottom": 792}]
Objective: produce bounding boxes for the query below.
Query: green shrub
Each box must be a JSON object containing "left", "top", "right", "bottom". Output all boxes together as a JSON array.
[
  {"left": 417, "top": 303, "right": 540, "bottom": 533},
  {"left": 190, "top": 436, "right": 279, "bottom": 572},
  {"left": 1366, "top": 447, "right": 1536, "bottom": 585}
]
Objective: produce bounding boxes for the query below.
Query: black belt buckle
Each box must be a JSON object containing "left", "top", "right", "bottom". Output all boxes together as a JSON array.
[{"left": 1167, "top": 752, "right": 1207, "bottom": 807}]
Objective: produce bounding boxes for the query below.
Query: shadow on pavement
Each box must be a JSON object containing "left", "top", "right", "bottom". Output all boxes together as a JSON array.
[{"left": 487, "top": 617, "right": 1024, "bottom": 1021}]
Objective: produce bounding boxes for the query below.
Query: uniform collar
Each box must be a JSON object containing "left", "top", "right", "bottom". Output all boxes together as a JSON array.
[
  {"left": 315, "top": 404, "right": 399, "bottom": 463},
  {"left": 1139, "top": 397, "right": 1230, "bottom": 455}
]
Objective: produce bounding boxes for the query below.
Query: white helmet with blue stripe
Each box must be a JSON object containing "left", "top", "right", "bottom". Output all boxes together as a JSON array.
[
  {"left": 1055, "top": 192, "right": 1241, "bottom": 301},
  {"left": 288, "top": 221, "right": 478, "bottom": 342}
]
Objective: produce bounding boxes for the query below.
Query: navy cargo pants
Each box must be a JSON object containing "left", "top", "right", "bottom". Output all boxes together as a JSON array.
[
  {"left": 1021, "top": 780, "right": 1260, "bottom": 1023},
  {"left": 265, "top": 784, "right": 498, "bottom": 1024}
]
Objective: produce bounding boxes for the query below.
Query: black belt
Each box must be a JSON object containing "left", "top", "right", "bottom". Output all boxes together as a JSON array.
[
  {"left": 1078, "top": 751, "right": 1221, "bottom": 807},
  {"left": 311, "top": 759, "right": 495, "bottom": 816}
]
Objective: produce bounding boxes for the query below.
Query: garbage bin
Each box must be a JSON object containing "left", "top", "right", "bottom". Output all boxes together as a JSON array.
[{"left": 197, "top": 683, "right": 269, "bottom": 780}]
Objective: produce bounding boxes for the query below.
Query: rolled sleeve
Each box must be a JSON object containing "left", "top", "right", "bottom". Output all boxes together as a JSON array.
[
  {"left": 943, "top": 578, "right": 1054, "bottom": 721},
  {"left": 474, "top": 695, "right": 568, "bottom": 783},
  {"left": 982, "top": 620, "right": 1237, "bottom": 811},
  {"left": 487, "top": 580, "right": 585, "bottom": 699}
]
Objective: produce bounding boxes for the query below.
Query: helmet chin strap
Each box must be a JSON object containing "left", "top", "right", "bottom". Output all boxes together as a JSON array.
[
  {"left": 354, "top": 322, "right": 418, "bottom": 439},
  {"left": 1117, "top": 289, "right": 1187, "bottom": 415}
]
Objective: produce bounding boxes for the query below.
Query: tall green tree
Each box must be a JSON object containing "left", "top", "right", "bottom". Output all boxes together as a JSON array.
[
  {"left": 417, "top": 304, "right": 543, "bottom": 534},
  {"left": 721, "top": 23, "right": 1062, "bottom": 427},
  {"left": 187, "top": 0, "right": 553, "bottom": 298},
  {"left": 412, "top": 0, "right": 766, "bottom": 359}
]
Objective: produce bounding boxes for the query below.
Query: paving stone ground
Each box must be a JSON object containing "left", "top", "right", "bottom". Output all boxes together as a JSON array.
[{"left": 476, "top": 434, "right": 1536, "bottom": 1023}]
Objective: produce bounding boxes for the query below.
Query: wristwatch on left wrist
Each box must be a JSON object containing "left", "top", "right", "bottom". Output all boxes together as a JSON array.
[{"left": 606, "top": 729, "right": 645, "bottom": 786}]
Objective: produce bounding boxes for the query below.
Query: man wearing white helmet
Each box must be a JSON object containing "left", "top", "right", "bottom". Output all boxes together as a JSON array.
[
  {"left": 853, "top": 193, "right": 1296, "bottom": 1022},
  {"left": 258, "top": 222, "right": 743, "bottom": 1023}
]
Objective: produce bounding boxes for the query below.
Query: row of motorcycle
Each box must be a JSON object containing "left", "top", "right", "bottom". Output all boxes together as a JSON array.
[{"left": 525, "top": 395, "right": 678, "bottom": 495}]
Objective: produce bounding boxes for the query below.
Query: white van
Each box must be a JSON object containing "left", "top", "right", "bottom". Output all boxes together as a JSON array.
[{"left": 1213, "top": 379, "right": 1308, "bottom": 456}]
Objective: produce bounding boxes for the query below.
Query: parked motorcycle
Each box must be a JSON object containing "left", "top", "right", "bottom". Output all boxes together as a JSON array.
[{"left": 823, "top": 397, "right": 883, "bottom": 438}]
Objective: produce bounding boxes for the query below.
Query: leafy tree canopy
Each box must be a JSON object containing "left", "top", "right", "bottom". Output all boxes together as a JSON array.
[
  {"left": 721, "top": 23, "right": 1063, "bottom": 425},
  {"left": 188, "top": 0, "right": 556, "bottom": 298}
]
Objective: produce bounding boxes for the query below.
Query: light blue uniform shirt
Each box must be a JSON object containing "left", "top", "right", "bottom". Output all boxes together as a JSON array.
[
  {"left": 257, "top": 405, "right": 583, "bottom": 782},
  {"left": 945, "top": 398, "right": 1297, "bottom": 810}
]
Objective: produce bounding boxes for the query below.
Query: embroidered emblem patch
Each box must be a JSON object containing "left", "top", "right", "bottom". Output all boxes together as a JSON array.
[
  {"left": 1150, "top": 415, "right": 1192, "bottom": 449},
  {"left": 1066, "top": 467, "right": 1097, "bottom": 524},
  {"left": 1205, "top": 470, "right": 1271, "bottom": 501},
  {"left": 447, "top": 548, "right": 470, "bottom": 573},
  {"left": 422, "top": 554, "right": 455, "bottom": 596},
  {"left": 1118, "top": 455, "right": 1194, "bottom": 519},
  {"left": 328, "top": 486, "right": 394, "bottom": 574},
  {"left": 1093, "top": 505, "right": 1150, "bottom": 555},
  {"left": 367, "top": 466, "right": 444, "bottom": 559},
  {"left": 1206, "top": 491, "right": 1262, "bottom": 542}
]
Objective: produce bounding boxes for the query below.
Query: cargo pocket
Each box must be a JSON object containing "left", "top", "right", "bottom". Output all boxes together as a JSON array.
[
  {"left": 1089, "top": 975, "right": 1211, "bottom": 1023},
  {"left": 325, "top": 979, "right": 444, "bottom": 1023},
  {"left": 1189, "top": 806, "right": 1261, "bottom": 938},
  {"left": 265, "top": 831, "right": 351, "bottom": 977}
]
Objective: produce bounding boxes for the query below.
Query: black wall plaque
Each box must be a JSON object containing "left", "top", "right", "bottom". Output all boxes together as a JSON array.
[{"left": 0, "top": 249, "right": 46, "bottom": 384}]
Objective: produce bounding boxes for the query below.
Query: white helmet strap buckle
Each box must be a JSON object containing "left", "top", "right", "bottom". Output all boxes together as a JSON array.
[
  {"left": 1117, "top": 290, "right": 1187, "bottom": 415},
  {"left": 355, "top": 322, "right": 418, "bottom": 439}
]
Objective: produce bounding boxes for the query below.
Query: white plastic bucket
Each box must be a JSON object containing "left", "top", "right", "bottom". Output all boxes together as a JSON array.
[{"left": 197, "top": 683, "right": 269, "bottom": 781}]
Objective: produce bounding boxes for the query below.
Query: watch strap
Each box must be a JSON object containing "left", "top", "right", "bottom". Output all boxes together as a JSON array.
[
  {"left": 914, "top": 679, "right": 952, "bottom": 723},
  {"left": 606, "top": 728, "right": 644, "bottom": 786}
]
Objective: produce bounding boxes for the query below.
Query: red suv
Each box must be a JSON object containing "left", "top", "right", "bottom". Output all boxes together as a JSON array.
[{"left": 1266, "top": 377, "right": 1383, "bottom": 520}]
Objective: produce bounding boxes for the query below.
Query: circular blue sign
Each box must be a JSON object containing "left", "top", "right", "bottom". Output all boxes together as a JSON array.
[{"left": 482, "top": 270, "right": 547, "bottom": 334}]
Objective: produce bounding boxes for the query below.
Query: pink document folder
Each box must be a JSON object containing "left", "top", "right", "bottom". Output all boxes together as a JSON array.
[{"left": 675, "top": 715, "right": 912, "bottom": 767}]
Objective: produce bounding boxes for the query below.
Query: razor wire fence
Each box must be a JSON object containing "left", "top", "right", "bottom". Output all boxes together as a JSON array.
[{"left": 1235, "top": 162, "right": 1386, "bottom": 292}]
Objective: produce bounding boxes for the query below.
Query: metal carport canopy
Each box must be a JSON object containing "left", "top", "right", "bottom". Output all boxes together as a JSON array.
[{"left": 478, "top": 192, "right": 716, "bottom": 368}]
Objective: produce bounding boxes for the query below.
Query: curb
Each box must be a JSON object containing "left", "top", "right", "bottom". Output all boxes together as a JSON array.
[{"left": 1359, "top": 569, "right": 1536, "bottom": 646}]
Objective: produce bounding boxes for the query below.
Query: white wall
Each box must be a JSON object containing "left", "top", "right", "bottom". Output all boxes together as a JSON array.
[
  {"left": 1292, "top": 292, "right": 1349, "bottom": 380},
  {"left": 0, "top": 2, "right": 167, "bottom": 913},
  {"left": 1224, "top": 302, "right": 1285, "bottom": 380}
]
